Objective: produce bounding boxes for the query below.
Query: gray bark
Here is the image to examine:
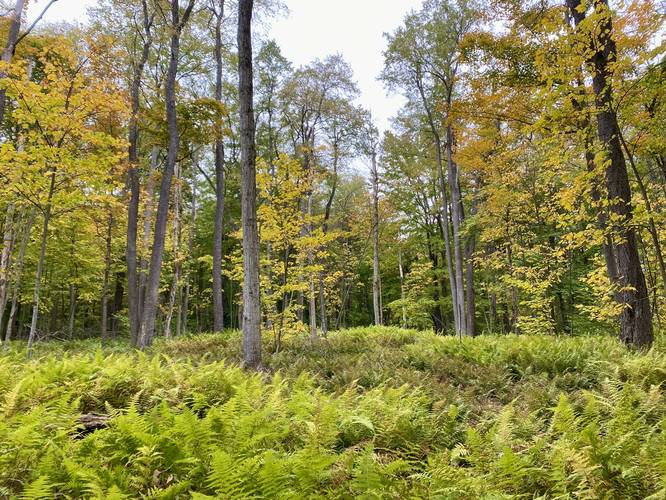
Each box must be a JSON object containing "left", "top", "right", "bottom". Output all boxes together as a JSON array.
[
  {"left": 139, "top": 0, "right": 195, "bottom": 348},
  {"left": 415, "top": 79, "right": 459, "bottom": 335},
  {"left": 101, "top": 212, "right": 113, "bottom": 342},
  {"left": 371, "top": 151, "right": 382, "bottom": 326},
  {"left": 398, "top": 246, "right": 407, "bottom": 328},
  {"left": 0, "top": 0, "right": 26, "bottom": 124},
  {"left": 126, "top": 0, "right": 154, "bottom": 346},
  {"left": 445, "top": 126, "right": 467, "bottom": 336},
  {"left": 164, "top": 163, "right": 182, "bottom": 339},
  {"left": 0, "top": 204, "right": 16, "bottom": 336},
  {"left": 27, "top": 169, "right": 56, "bottom": 356},
  {"left": 212, "top": 0, "right": 226, "bottom": 332},
  {"left": 3, "top": 208, "right": 34, "bottom": 347},
  {"left": 238, "top": 0, "right": 262, "bottom": 368}
]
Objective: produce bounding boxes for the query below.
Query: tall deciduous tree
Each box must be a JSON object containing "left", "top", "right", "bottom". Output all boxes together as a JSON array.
[
  {"left": 139, "top": 0, "right": 195, "bottom": 348},
  {"left": 238, "top": 0, "right": 262, "bottom": 368},
  {"left": 566, "top": 0, "right": 653, "bottom": 347}
]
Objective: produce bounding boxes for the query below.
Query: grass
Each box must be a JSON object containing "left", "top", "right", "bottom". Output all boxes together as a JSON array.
[{"left": 0, "top": 327, "right": 664, "bottom": 498}]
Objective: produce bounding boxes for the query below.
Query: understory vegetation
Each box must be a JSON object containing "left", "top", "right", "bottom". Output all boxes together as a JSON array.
[{"left": 1, "top": 327, "right": 664, "bottom": 498}]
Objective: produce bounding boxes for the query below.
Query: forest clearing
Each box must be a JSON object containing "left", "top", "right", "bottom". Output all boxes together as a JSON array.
[
  {"left": 1, "top": 327, "right": 665, "bottom": 498},
  {"left": 0, "top": 0, "right": 664, "bottom": 496}
]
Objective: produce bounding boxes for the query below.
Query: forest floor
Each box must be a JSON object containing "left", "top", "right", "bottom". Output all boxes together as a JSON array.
[{"left": 1, "top": 327, "right": 665, "bottom": 498}]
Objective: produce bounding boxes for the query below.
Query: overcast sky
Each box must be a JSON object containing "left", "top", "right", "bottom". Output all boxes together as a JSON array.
[{"left": 27, "top": 0, "right": 421, "bottom": 132}]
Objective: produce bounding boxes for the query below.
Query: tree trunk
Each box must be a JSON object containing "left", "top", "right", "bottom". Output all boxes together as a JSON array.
[
  {"left": 212, "top": 1, "right": 226, "bottom": 332},
  {"left": 164, "top": 163, "right": 182, "bottom": 339},
  {"left": 0, "top": 0, "right": 26, "bottom": 124},
  {"left": 68, "top": 284, "right": 76, "bottom": 338},
  {"left": 181, "top": 164, "right": 197, "bottom": 336},
  {"left": 126, "top": 0, "right": 153, "bottom": 346},
  {"left": 317, "top": 147, "right": 338, "bottom": 336},
  {"left": 567, "top": 0, "right": 653, "bottom": 347},
  {"left": 619, "top": 131, "right": 666, "bottom": 295},
  {"left": 139, "top": 146, "right": 158, "bottom": 322},
  {"left": 445, "top": 126, "right": 467, "bottom": 336},
  {"left": 139, "top": 0, "right": 194, "bottom": 348},
  {"left": 416, "top": 80, "right": 459, "bottom": 335},
  {"left": 238, "top": 0, "right": 262, "bottom": 368},
  {"left": 101, "top": 212, "right": 113, "bottom": 342},
  {"left": 0, "top": 204, "right": 17, "bottom": 337},
  {"left": 398, "top": 246, "right": 407, "bottom": 328},
  {"left": 3, "top": 208, "right": 33, "bottom": 348},
  {"left": 465, "top": 234, "right": 476, "bottom": 337},
  {"left": 371, "top": 152, "right": 382, "bottom": 326},
  {"left": 27, "top": 169, "right": 57, "bottom": 356}
]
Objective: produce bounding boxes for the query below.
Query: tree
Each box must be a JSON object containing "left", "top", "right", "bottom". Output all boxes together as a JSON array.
[
  {"left": 210, "top": 0, "right": 227, "bottom": 333},
  {"left": 0, "top": 39, "right": 126, "bottom": 354},
  {"left": 139, "top": 0, "right": 195, "bottom": 348},
  {"left": 566, "top": 0, "right": 653, "bottom": 347},
  {"left": 238, "top": 0, "right": 261, "bottom": 368}
]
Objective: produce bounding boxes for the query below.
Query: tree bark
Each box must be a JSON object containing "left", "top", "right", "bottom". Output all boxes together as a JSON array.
[
  {"left": 101, "top": 212, "right": 113, "bottom": 342},
  {"left": 181, "top": 162, "right": 197, "bottom": 335},
  {"left": 139, "top": 146, "right": 158, "bottom": 321},
  {"left": 445, "top": 126, "right": 467, "bottom": 336},
  {"left": 126, "top": 0, "right": 154, "bottom": 346},
  {"left": 371, "top": 151, "right": 382, "bottom": 326},
  {"left": 164, "top": 163, "right": 182, "bottom": 339},
  {"left": 398, "top": 245, "right": 407, "bottom": 328},
  {"left": 27, "top": 169, "right": 56, "bottom": 356},
  {"left": 416, "top": 79, "right": 459, "bottom": 335},
  {"left": 139, "top": 0, "right": 194, "bottom": 348},
  {"left": 0, "top": 204, "right": 16, "bottom": 337},
  {"left": 3, "top": 208, "right": 34, "bottom": 347},
  {"left": 0, "top": 0, "right": 26, "bottom": 124},
  {"left": 567, "top": 0, "right": 653, "bottom": 347},
  {"left": 238, "top": 0, "right": 262, "bottom": 368},
  {"left": 212, "top": 0, "right": 226, "bottom": 332}
]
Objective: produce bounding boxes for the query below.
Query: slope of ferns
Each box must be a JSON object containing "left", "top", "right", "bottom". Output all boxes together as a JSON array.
[{"left": 0, "top": 328, "right": 664, "bottom": 498}]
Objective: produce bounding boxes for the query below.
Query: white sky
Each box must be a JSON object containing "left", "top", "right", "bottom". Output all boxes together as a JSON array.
[{"left": 27, "top": 0, "right": 421, "bottom": 132}]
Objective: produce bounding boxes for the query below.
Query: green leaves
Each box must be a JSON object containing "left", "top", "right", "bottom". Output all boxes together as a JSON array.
[{"left": 0, "top": 328, "right": 664, "bottom": 497}]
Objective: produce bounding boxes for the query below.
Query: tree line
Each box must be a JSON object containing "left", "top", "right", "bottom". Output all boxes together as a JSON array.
[{"left": 0, "top": 0, "right": 663, "bottom": 365}]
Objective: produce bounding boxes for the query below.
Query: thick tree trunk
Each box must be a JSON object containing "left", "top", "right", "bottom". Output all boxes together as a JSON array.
[
  {"left": 567, "top": 0, "right": 653, "bottom": 347},
  {"left": 27, "top": 169, "right": 57, "bottom": 356},
  {"left": 139, "top": 0, "right": 194, "bottom": 348},
  {"left": 3, "top": 208, "right": 34, "bottom": 348},
  {"left": 126, "top": 0, "right": 153, "bottom": 346},
  {"left": 238, "top": 0, "right": 262, "bottom": 368}
]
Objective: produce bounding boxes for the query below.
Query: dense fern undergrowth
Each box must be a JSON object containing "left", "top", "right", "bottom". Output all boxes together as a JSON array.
[{"left": 1, "top": 328, "right": 665, "bottom": 499}]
